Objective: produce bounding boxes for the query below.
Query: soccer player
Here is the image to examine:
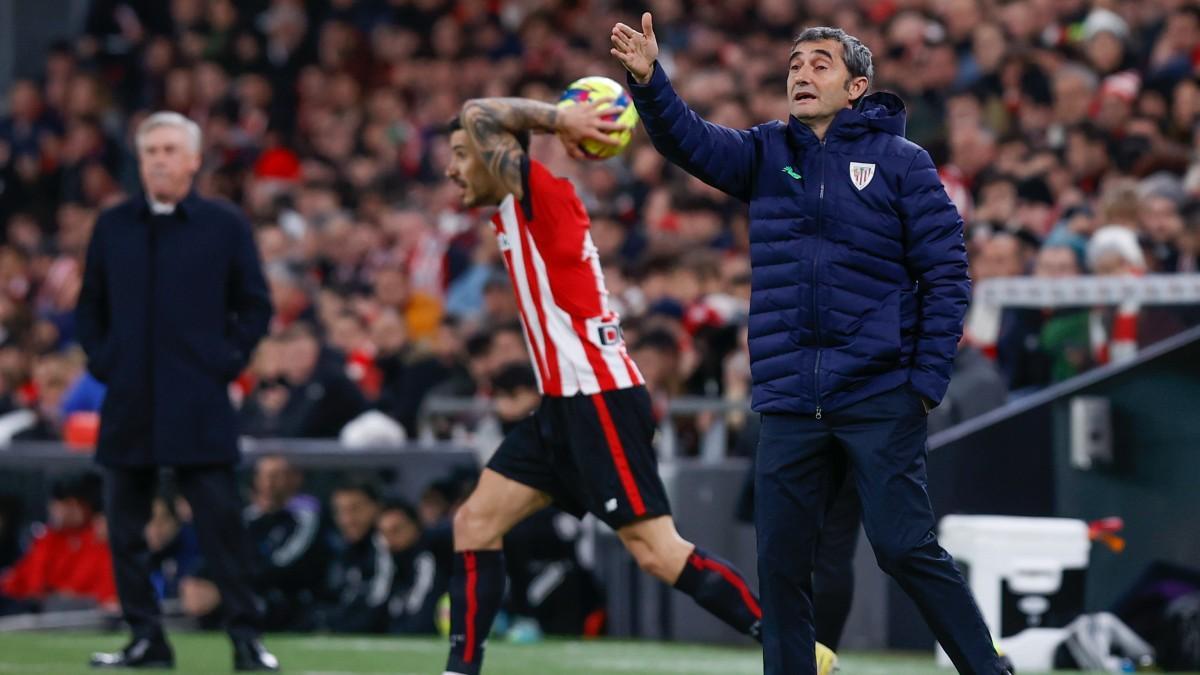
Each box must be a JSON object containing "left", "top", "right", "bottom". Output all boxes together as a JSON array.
[{"left": 439, "top": 97, "right": 762, "bottom": 675}]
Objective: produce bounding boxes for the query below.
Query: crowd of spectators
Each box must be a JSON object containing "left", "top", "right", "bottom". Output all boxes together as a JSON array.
[
  {"left": 0, "top": 0, "right": 1198, "bottom": 451},
  {"left": 0, "top": 457, "right": 604, "bottom": 637}
]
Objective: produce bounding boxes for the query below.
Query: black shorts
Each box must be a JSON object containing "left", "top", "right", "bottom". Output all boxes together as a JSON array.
[{"left": 486, "top": 385, "right": 671, "bottom": 529}]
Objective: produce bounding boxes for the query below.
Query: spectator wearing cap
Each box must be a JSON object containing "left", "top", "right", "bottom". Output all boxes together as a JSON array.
[{"left": 1081, "top": 8, "right": 1134, "bottom": 76}]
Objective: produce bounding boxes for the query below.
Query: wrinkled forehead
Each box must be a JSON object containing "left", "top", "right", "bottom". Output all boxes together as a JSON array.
[{"left": 789, "top": 38, "right": 843, "bottom": 65}]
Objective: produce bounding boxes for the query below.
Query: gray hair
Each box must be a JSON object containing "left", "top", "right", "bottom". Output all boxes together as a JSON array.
[
  {"left": 792, "top": 27, "right": 874, "bottom": 97},
  {"left": 135, "top": 111, "right": 202, "bottom": 154}
]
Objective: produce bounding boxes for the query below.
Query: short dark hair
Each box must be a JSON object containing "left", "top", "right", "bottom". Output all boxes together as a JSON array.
[
  {"left": 332, "top": 477, "right": 380, "bottom": 503},
  {"left": 50, "top": 472, "right": 103, "bottom": 513},
  {"left": 792, "top": 27, "right": 875, "bottom": 102},
  {"left": 380, "top": 498, "right": 420, "bottom": 524}
]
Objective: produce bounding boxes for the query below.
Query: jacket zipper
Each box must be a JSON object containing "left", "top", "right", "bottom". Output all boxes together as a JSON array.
[
  {"left": 148, "top": 216, "right": 158, "bottom": 456},
  {"left": 813, "top": 138, "right": 826, "bottom": 420}
]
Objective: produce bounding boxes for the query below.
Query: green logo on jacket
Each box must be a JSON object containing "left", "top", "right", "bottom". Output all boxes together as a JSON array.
[{"left": 781, "top": 165, "right": 802, "bottom": 180}]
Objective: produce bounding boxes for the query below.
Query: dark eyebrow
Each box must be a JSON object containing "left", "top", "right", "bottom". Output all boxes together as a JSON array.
[{"left": 789, "top": 48, "right": 835, "bottom": 63}]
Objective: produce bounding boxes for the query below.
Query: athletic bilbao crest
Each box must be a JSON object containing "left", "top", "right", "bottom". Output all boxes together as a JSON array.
[{"left": 849, "top": 162, "right": 875, "bottom": 191}]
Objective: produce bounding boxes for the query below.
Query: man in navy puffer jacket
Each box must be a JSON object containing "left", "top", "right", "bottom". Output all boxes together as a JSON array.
[{"left": 613, "top": 16, "right": 1009, "bottom": 675}]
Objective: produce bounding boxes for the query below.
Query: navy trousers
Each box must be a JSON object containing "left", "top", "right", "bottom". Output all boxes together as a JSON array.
[{"left": 755, "top": 384, "right": 1004, "bottom": 675}]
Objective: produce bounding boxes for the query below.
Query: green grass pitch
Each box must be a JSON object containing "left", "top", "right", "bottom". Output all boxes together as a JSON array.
[{"left": 0, "top": 631, "right": 1182, "bottom": 674}]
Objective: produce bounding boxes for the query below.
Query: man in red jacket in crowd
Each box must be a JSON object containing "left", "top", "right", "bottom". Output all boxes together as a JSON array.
[{"left": 0, "top": 473, "right": 117, "bottom": 613}]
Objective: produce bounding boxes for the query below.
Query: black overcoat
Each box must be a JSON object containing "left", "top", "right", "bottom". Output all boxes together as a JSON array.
[{"left": 76, "top": 192, "right": 272, "bottom": 466}]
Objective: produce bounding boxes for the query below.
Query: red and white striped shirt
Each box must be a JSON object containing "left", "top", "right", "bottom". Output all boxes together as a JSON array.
[{"left": 490, "top": 160, "right": 644, "bottom": 397}]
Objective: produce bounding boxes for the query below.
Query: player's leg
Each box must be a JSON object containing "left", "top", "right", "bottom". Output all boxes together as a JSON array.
[
  {"left": 834, "top": 385, "right": 1008, "bottom": 675},
  {"left": 616, "top": 515, "right": 763, "bottom": 639},
  {"left": 569, "top": 386, "right": 764, "bottom": 639},
  {"left": 444, "top": 468, "right": 551, "bottom": 675}
]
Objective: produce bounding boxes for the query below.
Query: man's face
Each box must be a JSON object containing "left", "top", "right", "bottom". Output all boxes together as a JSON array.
[
  {"left": 445, "top": 129, "right": 502, "bottom": 208},
  {"left": 138, "top": 125, "right": 201, "bottom": 203},
  {"left": 1053, "top": 73, "right": 1093, "bottom": 124},
  {"left": 332, "top": 490, "right": 379, "bottom": 545},
  {"left": 254, "top": 456, "right": 292, "bottom": 511},
  {"left": 975, "top": 236, "right": 1024, "bottom": 280},
  {"left": 1141, "top": 196, "right": 1184, "bottom": 242},
  {"left": 1034, "top": 246, "right": 1080, "bottom": 278},
  {"left": 279, "top": 334, "right": 319, "bottom": 385},
  {"left": 378, "top": 509, "right": 421, "bottom": 553},
  {"left": 786, "top": 39, "right": 867, "bottom": 123}
]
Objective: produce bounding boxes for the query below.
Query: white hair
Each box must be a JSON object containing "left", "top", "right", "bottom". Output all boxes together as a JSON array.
[
  {"left": 1087, "top": 225, "right": 1145, "bottom": 272},
  {"left": 135, "top": 111, "right": 202, "bottom": 154}
]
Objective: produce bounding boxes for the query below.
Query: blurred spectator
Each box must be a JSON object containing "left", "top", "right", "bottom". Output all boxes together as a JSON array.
[
  {"left": 490, "top": 363, "right": 540, "bottom": 434},
  {"left": 0, "top": 473, "right": 115, "bottom": 614},
  {"left": 0, "top": 496, "right": 21, "bottom": 570},
  {"left": 246, "top": 455, "right": 327, "bottom": 630},
  {"left": 502, "top": 508, "right": 605, "bottom": 637},
  {"left": 144, "top": 495, "right": 201, "bottom": 602},
  {"left": 0, "top": 0, "right": 1189, "bottom": 454},
  {"left": 239, "top": 323, "right": 368, "bottom": 438},
  {"left": 318, "top": 478, "right": 392, "bottom": 633},
  {"left": 379, "top": 499, "right": 441, "bottom": 635}
]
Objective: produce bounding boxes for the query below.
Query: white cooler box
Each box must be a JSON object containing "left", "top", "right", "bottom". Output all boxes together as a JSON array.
[{"left": 936, "top": 515, "right": 1091, "bottom": 671}]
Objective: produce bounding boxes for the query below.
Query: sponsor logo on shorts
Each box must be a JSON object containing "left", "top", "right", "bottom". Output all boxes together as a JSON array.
[{"left": 605, "top": 498, "right": 618, "bottom": 513}]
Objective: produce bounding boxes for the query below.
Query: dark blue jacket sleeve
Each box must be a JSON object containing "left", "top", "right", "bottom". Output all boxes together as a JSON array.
[
  {"left": 224, "top": 211, "right": 272, "bottom": 378},
  {"left": 627, "top": 63, "right": 756, "bottom": 202},
  {"left": 898, "top": 149, "right": 971, "bottom": 405},
  {"left": 75, "top": 214, "right": 114, "bottom": 383}
]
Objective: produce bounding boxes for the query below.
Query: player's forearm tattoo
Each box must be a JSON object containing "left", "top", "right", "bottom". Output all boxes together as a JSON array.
[
  {"left": 464, "top": 98, "right": 560, "bottom": 135},
  {"left": 461, "top": 99, "right": 557, "bottom": 199}
]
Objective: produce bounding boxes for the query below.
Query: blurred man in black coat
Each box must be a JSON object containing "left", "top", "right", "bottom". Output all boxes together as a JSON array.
[{"left": 76, "top": 111, "right": 278, "bottom": 671}]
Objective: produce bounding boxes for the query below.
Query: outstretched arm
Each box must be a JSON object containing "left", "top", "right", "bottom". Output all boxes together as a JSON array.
[
  {"left": 612, "top": 13, "right": 757, "bottom": 201},
  {"left": 460, "top": 98, "right": 631, "bottom": 197}
]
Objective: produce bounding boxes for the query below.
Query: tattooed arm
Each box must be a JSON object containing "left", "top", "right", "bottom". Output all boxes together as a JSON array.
[
  {"left": 460, "top": 97, "right": 630, "bottom": 197},
  {"left": 459, "top": 98, "right": 558, "bottom": 200}
]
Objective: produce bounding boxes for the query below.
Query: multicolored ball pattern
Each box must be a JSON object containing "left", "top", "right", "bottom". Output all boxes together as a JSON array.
[{"left": 557, "top": 76, "right": 639, "bottom": 160}]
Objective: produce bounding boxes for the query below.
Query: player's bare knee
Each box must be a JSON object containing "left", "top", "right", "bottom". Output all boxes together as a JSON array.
[
  {"left": 624, "top": 540, "right": 673, "bottom": 581},
  {"left": 453, "top": 501, "right": 499, "bottom": 550}
]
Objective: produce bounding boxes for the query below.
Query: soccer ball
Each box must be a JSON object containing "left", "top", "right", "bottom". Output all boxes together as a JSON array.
[{"left": 557, "top": 76, "right": 638, "bottom": 160}]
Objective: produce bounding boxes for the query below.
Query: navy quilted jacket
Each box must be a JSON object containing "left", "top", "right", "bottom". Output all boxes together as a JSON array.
[{"left": 628, "top": 64, "right": 970, "bottom": 415}]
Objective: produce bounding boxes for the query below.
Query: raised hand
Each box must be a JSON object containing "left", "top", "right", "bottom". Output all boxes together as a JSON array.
[
  {"left": 556, "top": 101, "right": 628, "bottom": 160},
  {"left": 611, "top": 12, "right": 659, "bottom": 85}
]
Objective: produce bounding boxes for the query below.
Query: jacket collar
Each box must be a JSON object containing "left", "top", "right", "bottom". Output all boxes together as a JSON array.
[
  {"left": 138, "top": 190, "right": 200, "bottom": 220},
  {"left": 786, "top": 91, "right": 908, "bottom": 150}
]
